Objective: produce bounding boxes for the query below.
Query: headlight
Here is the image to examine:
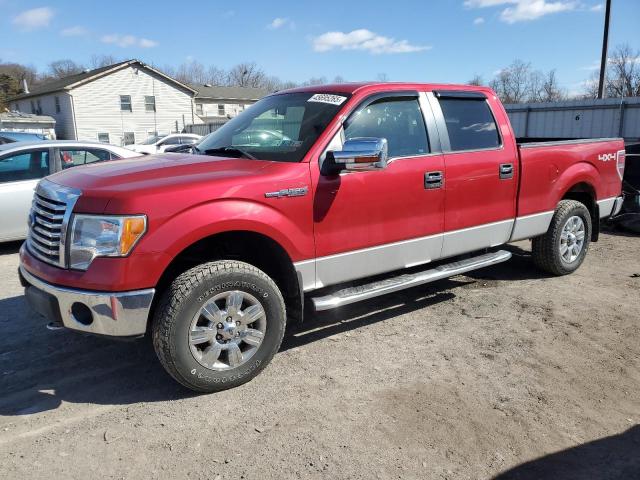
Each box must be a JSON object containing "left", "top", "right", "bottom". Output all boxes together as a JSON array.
[{"left": 69, "top": 215, "right": 147, "bottom": 270}]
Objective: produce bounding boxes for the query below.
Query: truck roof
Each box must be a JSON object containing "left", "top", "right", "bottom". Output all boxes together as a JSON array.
[{"left": 279, "top": 82, "right": 495, "bottom": 96}]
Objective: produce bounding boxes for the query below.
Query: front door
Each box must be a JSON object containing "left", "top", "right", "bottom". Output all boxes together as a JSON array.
[{"left": 311, "top": 93, "right": 445, "bottom": 288}]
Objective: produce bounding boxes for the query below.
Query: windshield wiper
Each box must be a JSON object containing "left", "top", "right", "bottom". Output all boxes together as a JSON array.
[{"left": 204, "top": 147, "right": 256, "bottom": 160}]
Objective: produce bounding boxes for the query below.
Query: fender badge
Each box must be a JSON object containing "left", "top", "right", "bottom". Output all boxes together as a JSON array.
[{"left": 265, "top": 187, "right": 309, "bottom": 198}]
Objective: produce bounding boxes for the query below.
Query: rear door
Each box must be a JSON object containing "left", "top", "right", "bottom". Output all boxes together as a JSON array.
[
  {"left": 311, "top": 92, "right": 446, "bottom": 288},
  {"left": 430, "top": 91, "right": 518, "bottom": 258},
  {"left": 0, "top": 148, "right": 53, "bottom": 241}
]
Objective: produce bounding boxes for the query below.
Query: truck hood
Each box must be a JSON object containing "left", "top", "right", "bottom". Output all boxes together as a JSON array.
[
  {"left": 48, "top": 153, "right": 273, "bottom": 192},
  {"left": 46, "top": 153, "right": 279, "bottom": 213}
]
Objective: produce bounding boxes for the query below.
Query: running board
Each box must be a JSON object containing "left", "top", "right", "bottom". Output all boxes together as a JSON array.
[{"left": 311, "top": 250, "right": 512, "bottom": 311}]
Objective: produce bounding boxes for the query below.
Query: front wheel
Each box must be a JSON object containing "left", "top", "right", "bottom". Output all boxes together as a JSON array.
[
  {"left": 152, "top": 261, "right": 286, "bottom": 393},
  {"left": 532, "top": 199, "right": 592, "bottom": 276}
]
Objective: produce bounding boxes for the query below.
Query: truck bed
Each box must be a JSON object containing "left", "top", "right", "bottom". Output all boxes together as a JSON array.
[{"left": 515, "top": 137, "right": 625, "bottom": 219}]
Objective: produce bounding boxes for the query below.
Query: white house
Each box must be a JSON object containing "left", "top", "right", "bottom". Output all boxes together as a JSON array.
[
  {"left": 191, "top": 84, "right": 269, "bottom": 122},
  {"left": 9, "top": 59, "right": 200, "bottom": 145}
]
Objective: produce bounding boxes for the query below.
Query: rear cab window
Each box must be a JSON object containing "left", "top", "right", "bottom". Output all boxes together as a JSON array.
[{"left": 437, "top": 94, "right": 501, "bottom": 151}]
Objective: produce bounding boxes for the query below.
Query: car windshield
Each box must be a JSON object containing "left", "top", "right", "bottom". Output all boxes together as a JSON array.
[
  {"left": 196, "top": 92, "right": 350, "bottom": 162},
  {"left": 142, "top": 135, "right": 164, "bottom": 145}
]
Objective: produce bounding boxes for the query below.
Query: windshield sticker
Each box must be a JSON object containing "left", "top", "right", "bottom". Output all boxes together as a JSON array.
[{"left": 308, "top": 94, "right": 347, "bottom": 105}]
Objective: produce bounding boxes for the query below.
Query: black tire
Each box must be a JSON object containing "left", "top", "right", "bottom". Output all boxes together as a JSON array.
[
  {"left": 152, "top": 260, "right": 286, "bottom": 393},
  {"left": 532, "top": 199, "right": 592, "bottom": 276}
]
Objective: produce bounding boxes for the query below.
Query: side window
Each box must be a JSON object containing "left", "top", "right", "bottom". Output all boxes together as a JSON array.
[
  {"left": 161, "top": 136, "right": 181, "bottom": 146},
  {"left": 61, "top": 149, "right": 112, "bottom": 169},
  {"left": 123, "top": 132, "right": 135, "bottom": 145},
  {"left": 438, "top": 98, "right": 500, "bottom": 151},
  {"left": 0, "top": 150, "right": 50, "bottom": 183},
  {"left": 344, "top": 97, "right": 429, "bottom": 158},
  {"left": 120, "top": 95, "right": 132, "bottom": 112}
]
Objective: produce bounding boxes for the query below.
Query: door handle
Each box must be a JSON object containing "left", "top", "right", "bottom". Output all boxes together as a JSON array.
[
  {"left": 499, "top": 163, "right": 514, "bottom": 180},
  {"left": 424, "top": 171, "right": 443, "bottom": 189}
]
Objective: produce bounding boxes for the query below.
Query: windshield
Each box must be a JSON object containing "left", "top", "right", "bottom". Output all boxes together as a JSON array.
[
  {"left": 142, "top": 135, "right": 164, "bottom": 145},
  {"left": 196, "top": 92, "right": 350, "bottom": 162}
]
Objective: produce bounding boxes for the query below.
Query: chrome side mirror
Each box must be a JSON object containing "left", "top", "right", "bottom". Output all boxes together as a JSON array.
[{"left": 324, "top": 137, "right": 388, "bottom": 175}]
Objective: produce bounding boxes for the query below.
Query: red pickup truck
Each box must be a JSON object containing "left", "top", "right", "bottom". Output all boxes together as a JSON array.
[{"left": 19, "top": 83, "right": 625, "bottom": 392}]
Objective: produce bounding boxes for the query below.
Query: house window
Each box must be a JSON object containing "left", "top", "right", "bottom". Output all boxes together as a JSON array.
[
  {"left": 55, "top": 96, "right": 61, "bottom": 113},
  {"left": 36, "top": 100, "right": 42, "bottom": 115},
  {"left": 145, "top": 96, "right": 156, "bottom": 112},
  {"left": 196, "top": 103, "right": 203, "bottom": 116},
  {"left": 123, "top": 132, "right": 135, "bottom": 145},
  {"left": 218, "top": 104, "right": 225, "bottom": 116},
  {"left": 120, "top": 95, "right": 132, "bottom": 112},
  {"left": 98, "top": 133, "right": 110, "bottom": 143},
  {"left": 30, "top": 101, "right": 36, "bottom": 114}
]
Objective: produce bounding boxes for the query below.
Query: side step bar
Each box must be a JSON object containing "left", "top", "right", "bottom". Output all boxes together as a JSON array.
[{"left": 311, "top": 250, "right": 512, "bottom": 311}]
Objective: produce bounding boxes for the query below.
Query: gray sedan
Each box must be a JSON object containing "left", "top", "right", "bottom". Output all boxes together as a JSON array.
[{"left": 0, "top": 140, "right": 140, "bottom": 242}]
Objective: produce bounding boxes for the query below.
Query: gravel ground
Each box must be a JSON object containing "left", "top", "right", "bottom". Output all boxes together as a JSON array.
[{"left": 0, "top": 232, "right": 639, "bottom": 480}]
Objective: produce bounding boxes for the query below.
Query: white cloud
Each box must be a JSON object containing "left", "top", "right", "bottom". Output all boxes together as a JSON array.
[
  {"left": 473, "top": 17, "right": 485, "bottom": 24},
  {"left": 101, "top": 34, "right": 158, "bottom": 48},
  {"left": 590, "top": 3, "right": 604, "bottom": 11},
  {"left": 268, "top": 17, "right": 293, "bottom": 29},
  {"left": 60, "top": 25, "right": 87, "bottom": 37},
  {"left": 12, "top": 7, "right": 54, "bottom": 31},
  {"left": 464, "top": 0, "right": 577, "bottom": 23},
  {"left": 313, "top": 29, "right": 430, "bottom": 54}
]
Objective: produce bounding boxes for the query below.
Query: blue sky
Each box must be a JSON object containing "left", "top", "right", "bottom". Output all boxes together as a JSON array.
[{"left": 2, "top": 0, "right": 639, "bottom": 95}]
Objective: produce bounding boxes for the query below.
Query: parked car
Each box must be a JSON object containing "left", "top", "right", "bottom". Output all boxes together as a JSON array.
[
  {"left": 0, "top": 140, "right": 139, "bottom": 242},
  {"left": 0, "top": 131, "right": 46, "bottom": 144},
  {"left": 129, "top": 133, "right": 201, "bottom": 155},
  {"left": 19, "top": 83, "right": 624, "bottom": 393}
]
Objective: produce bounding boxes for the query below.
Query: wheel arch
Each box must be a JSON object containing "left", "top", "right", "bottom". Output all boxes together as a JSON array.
[
  {"left": 150, "top": 230, "right": 304, "bottom": 331},
  {"left": 560, "top": 181, "right": 599, "bottom": 241}
]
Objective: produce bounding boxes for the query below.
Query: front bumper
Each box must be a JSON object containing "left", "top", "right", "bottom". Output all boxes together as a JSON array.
[{"left": 20, "top": 265, "right": 155, "bottom": 338}]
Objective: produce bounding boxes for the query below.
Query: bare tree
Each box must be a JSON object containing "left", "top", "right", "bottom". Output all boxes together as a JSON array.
[
  {"left": 376, "top": 73, "right": 389, "bottom": 82},
  {"left": 302, "top": 76, "right": 327, "bottom": 86},
  {"left": 489, "top": 60, "right": 532, "bottom": 104},
  {"left": 606, "top": 44, "right": 640, "bottom": 98},
  {"left": 227, "top": 62, "right": 267, "bottom": 88},
  {"left": 90, "top": 54, "right": 119, "bottom": 69},
  {"left": 540, "top": 70, "right": 566, "bottom": 102},
  {"left": 207, "top": 66, "right": 227, "bottom": 85},
  {"left": 583, "top": 44, "right": 640, "bottom": 99},
  {"left": 47, "top": 60, "right": 85, "bottom": 79},
  {"left": 332, "top": 75, "right": 346, "bottom": 84},
  {"left": 467, "top": 74, "right": 484, "bottom": 86},
  {"left": 0, "top": 61, "right": 38, "bottom": 88}
]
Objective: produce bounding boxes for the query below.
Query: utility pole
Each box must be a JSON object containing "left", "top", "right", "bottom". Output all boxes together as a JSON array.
[{"left": 597, "top": 0, "right": 612, "bottom": 99}]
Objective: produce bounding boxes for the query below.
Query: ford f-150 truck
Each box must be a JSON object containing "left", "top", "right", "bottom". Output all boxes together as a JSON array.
[{"left": 19, "top": 83, "right": 625, "bottom": 392}]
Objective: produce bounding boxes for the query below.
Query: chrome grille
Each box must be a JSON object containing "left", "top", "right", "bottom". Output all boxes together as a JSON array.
[{"left": 26, "top": 179, "right": 81, "bottom": 268}]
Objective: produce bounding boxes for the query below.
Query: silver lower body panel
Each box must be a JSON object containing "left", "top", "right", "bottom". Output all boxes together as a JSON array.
[
  {"left": 311, "top": 250, "right": 512, "bottom": 311},
  {"left": 20, "top": 266, "right": 154, "bottom": 337}
]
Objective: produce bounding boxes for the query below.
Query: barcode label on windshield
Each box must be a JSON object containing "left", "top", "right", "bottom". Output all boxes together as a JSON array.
[{"left": 308, "top": 94, "right": 347, "bottom": 105}]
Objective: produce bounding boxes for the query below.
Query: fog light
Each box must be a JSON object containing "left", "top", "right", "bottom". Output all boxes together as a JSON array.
[{"left": 71, "top": 302, "right": 93, "bottom": 326}]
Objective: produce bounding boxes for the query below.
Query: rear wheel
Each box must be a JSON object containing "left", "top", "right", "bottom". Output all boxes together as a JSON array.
[
  {"left": 152, "top": 260, "right": 286, "bottom": 393},
  {"left": 532, "top": 200, "right": 592, "bottom": 276}
]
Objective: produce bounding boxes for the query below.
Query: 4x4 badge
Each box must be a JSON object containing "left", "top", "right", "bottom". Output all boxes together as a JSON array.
[{"left": 265, "top": 187, "right": 309, "bottom": 198}]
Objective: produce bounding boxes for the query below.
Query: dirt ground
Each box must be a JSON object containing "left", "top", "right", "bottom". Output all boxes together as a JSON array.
[{"left": 1, "top": 231, "right": 639, "bottom": 480}]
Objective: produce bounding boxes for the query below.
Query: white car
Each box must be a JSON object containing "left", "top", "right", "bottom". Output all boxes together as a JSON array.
[
  {"left": 129, "top": 134, "right": 201, "bottom": 155},
  {"left": 0, "top": 140, "right": 140, "bottom": 242}
]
